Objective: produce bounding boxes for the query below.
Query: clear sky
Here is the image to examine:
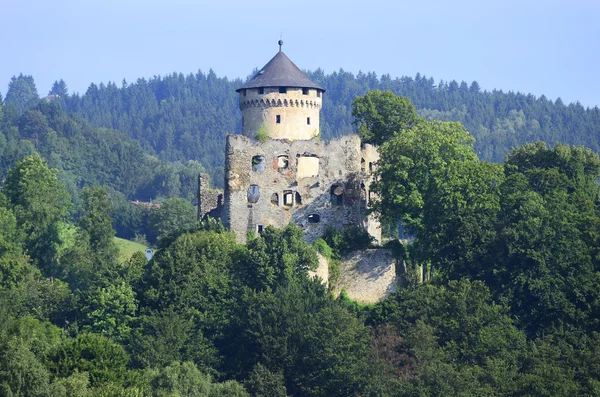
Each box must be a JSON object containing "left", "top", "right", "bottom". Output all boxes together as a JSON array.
[{"left": 2, "top": 0, "right": 598, "bottom": 107}]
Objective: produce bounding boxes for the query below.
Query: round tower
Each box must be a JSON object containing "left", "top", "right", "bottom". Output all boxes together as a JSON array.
[{"left": 237, "top": 41, "right": 325, "bottom": 141}]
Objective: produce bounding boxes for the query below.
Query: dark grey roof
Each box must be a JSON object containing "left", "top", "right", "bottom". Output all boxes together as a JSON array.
[{"left": 237, "top": 51, "right": 325, "bottom": 92}]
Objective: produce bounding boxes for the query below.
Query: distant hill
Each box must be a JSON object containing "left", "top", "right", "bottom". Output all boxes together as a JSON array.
[{"left": 3, "top": 70, "right": 600, "bottom": 190}]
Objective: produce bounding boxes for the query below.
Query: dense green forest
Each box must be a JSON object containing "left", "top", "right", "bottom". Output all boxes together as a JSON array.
[{"left": 1, "top": 87, "right": 600, "bottom": 395}]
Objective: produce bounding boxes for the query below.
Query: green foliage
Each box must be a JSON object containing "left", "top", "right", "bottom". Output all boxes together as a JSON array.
[
  {"left": 235, "top": 224, "right": 318, "bottom": 291},
  {"left": 78, "top": 186, "right": 118, "bottom": 265},
  {"left": 244, "top": 363, "right": 287, "bottom": 397},
  {"left": 78, "top": 282, "right": 138, "bottom": 342},
  {"left": 130, "top": 308, "right": 218, "bottom": 372},
  {"left": 49, "top": 333, "right": 129, "bottom": 387},
  {"left": 5, "top": 74, "right": 39, "bottom": 116},
  {"left": 144, "top": 361, "right": 249, "bottom": 397},
  {"left": 148, "top": 198, "right": 197, "bottom": 244},
  {"left": 322, "top": 226, "right": 374, "bottom": 258},
  {"left": 230, "top": 280, "right": 380, "bottom": 396},
  {"left": 4, "top": 153, "right": 71, "bottom": 275},
  {"left": 255, "top": 124, "right": 269, "bottom": 143},
  {"left": 372, "top": 119, "right": 477, "bottom": 234},
  {"left": 352, "top": 90, "right": 418, "bottom": 145}
]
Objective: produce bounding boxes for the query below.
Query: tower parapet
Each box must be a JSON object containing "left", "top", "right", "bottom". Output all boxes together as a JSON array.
[{"left": 237, "top": 41, "right": 324, "bottom": 141}]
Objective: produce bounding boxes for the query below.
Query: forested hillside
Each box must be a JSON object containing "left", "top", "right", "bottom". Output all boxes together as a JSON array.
[
  {"left": 4, "top": 69, "right": 600, "bottom": 191},
  {"left": 57, "top": 69, "right": 600, "bottom": 183},
  {"left": 0, "top": 77, "right": 206, "bottom": 206}
]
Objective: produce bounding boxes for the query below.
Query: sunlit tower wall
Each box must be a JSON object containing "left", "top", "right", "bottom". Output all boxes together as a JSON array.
[{"left": 236, "top": 41, "right": 325, "bottom": 141}]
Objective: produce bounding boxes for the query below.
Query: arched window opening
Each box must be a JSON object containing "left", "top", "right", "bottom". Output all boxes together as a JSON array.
[
  {"left": 330, "top": 184, "right": 344, "bottom": 206},
  {"left": 252, "top": 155, "right": 265, "bottom": 172},
  {"left": 361, "top": 158, "right": 366, "bottom": 172},
  {"left": 271, "top": 192, "right": 279, "bottom": 206},
  {"left": 247, "top": 184, "right": 260, "bottom": 203},
  {"left": 295, "top": 192, "right": 302, "bottom": 206},
  {"left": 277, "top": 155, "right": 289, "bottom": 173}
]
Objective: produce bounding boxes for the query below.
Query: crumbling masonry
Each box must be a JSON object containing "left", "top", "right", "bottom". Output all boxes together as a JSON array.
[{"left": 199, "top": 42, "right": 381, "bottom": 245}]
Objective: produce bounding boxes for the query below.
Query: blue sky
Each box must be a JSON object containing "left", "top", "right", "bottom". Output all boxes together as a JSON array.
[{"left": 2, "top": 0, "right": 599, "bottom": 107}]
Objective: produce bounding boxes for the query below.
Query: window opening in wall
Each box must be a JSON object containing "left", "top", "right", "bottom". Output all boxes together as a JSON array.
[
  {"left": 279, "top": 87, "right": 287, "bottom": 94},
  {"left": 276, "top": 115, "right": 281, "bottom": 124},
  {"left": 258, "top": 87, "right": 264, "bottom": 95},
  {"left": 330, "top": 184, "right": 344, "bottom": 206},
  {"left": 257, "top": 224, "right": 264, "bottom": 233},
  {"left": 295, "top": 192, "right": 302, "bottom": 206},
  {"left": 247, "top": 184, "right": 260, "bottom": 203},
  {"left": 308, "top": 214, "right": 320, "bottom": 223},
  {"left": 277, "top": 155, "right": 289, "bottom": 173},
  {"left": 369, "top": 162, "right": 374, "bottom": 173},
  {"left": 252, "top": 155, "right": 265, "bottom": 172},
  {"left": 317, "top": 90, "right": 321, "bottom": 97},
  {"left": 361, "top": 158, "right": 366, "bottom": 172},
  {"left": 307, "top": 117, "right": 311, "bottom": 125},
  {"left": 302, "top": 88, "right": 309, "bottom": 95},
  {"left": 243, "top": 89, "right": 247, "bottom": 97},
  {"left": 283, "top": 190, "right": 293, "bottom": 207},
  {"left": 271, "top": 192, "right": 279, "bottom": 206}
]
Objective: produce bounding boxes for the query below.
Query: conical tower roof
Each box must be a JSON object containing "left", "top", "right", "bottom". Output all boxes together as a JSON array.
[{"left": 237, "top": 50, "right": 324, "bottom": 92}]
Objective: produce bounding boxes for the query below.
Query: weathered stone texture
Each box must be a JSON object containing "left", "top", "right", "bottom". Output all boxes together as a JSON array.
[
  {"left": 198, "top": 173, "right": 224, "bottom": 221},
  {"left": 221, "top": 134, "right": 380, "bottom": 244},
  {"left": 338, "top": 249, "right": 396, "bottom": 303}
]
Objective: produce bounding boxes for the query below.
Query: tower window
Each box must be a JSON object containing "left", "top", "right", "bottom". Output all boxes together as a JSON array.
[
  {"left": 302, "top": 88, "right": 309, "bottom": 95},
  {"left": 276, "top": 115, "right": 281, "bottom": 124},
  {"left": 279, "top": 87, "right": 287, "bottom": 94},
  {"left": 317, "top": 90, "right": 321, "bottom": 98},
  {"left": 258, "top": 88, "right": 264, "bottom": 95},
  {"left": 307, "top": 117, "right": 311, "bottom": 125},
  {"left": 243, "top": 89, "right": 247, "bottom": 97}
]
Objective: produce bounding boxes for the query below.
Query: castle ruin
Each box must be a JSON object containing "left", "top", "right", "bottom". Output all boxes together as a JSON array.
[{"left": 199, "top": 41, "right": 381, "bottom": 245}]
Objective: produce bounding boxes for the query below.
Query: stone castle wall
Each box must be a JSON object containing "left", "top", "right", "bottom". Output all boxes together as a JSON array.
[
  {"left": 221, "top": 134, "right": 381, "bottom": 244},
  {"left": 239, "top": 87, "right": 322, "bottom": 140},
  {"left": 197, "top": 173, "right": 224, "bottom": 221}
]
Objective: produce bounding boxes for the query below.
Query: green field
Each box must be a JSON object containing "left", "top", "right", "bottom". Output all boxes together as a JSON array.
[{"left": 114, "top": 237, "right": 147, "bottom": 262}]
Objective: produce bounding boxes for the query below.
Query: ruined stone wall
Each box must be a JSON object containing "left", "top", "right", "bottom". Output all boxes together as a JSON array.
[
  {"left": 222, "top": 134, "right": 380, "bottom": 244},
  {"left": 337, "top": 249, "right": 396, "bottom": 304},
  {"left": 360, "top": 144, "right": 381, "bottom": 244},
  {"left": 239, "top": 87, "right": 322, "bottom": 140},
  {"left": 198, "top": 173, "right": 224, "bottom": 221}
]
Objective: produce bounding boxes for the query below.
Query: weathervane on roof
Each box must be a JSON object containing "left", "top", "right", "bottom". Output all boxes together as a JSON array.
[{"left": 278, "top": 39, "right": 283, "bottom": 52}]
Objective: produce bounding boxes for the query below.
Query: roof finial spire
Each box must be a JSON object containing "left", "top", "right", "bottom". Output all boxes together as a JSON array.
[{"left": 278, "top": 39, "right": 283, "bottom": 52}]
